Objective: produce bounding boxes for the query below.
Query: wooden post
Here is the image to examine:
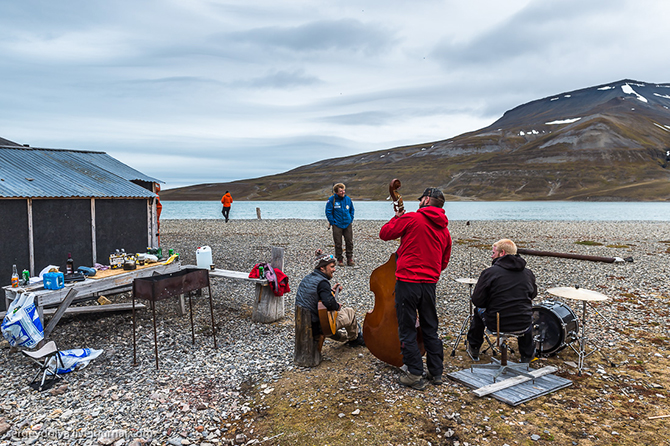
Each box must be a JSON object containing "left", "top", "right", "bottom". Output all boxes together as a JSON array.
[
  {"left": 251, "top": 246, "right": 285, "bottom": 323},
  {"left": 256, "top": 207, "right": 261, "bottom": 220},
  {"left": 294, "top": 305, "right": 321, "bottom": 367}
]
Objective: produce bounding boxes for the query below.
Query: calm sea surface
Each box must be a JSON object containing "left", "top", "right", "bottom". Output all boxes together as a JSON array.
[{"left": 161, "top": 201, "right": 669, "bottom": 221}]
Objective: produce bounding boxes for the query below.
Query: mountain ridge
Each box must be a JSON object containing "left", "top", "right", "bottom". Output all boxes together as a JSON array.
[{"left": 161, "top": 79, "right": 670, "bottom": 202}]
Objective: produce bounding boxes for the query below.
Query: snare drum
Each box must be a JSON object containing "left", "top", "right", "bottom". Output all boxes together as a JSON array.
[{"left": 532, "top": 301, "right": 579, "bottom": 355}]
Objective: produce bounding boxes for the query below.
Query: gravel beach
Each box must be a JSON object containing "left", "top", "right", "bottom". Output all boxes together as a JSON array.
[{"left": 0, "top": 218, "right": 668, "bottom": 445}]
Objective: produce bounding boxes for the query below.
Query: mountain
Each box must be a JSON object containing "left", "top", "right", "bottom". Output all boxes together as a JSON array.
[{"left": 161, "top": 79, "right": 670, "bottom": 202}]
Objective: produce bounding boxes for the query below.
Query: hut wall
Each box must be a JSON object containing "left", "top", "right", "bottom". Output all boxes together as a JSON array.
[
  {"left": 0, "top": 199, "right": 30, "bottom": 286},
  {"left": 95, "top": 199, "right": 148, "bottom": 263},
  {"left": 32, "top": 199, "right": 93, "bottom": 274}
]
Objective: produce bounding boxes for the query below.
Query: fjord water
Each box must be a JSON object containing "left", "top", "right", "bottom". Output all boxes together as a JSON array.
[{"left": 161, "top": 201, "right": 668, "bottom": 221}]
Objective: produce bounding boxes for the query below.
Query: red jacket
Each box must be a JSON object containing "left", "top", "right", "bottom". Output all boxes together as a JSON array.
[{"left": 379, "top": 206, "right": 452, "bottom": 283}]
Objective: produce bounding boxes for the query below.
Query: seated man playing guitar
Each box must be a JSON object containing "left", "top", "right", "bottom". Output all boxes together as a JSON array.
[{"left": 295, "top": 249, "right": 365, "bottom": 346}]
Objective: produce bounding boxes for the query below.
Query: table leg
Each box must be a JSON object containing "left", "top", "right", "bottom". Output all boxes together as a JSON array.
[
  {"left": 208, "top": 284, "right": 217, "bottom": 348},
  {"left": 132, "top": 294, "right": 137, "bottom": 366},
  {"left": 152, "top": 303, "right": 159, "bottom": 370},
  {"left": 188, "top": 292, "right": 195, "bottom": 344}
]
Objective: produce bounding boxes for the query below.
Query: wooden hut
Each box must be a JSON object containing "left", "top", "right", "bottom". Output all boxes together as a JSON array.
[{"left": 0, "top": 140, "right": 161, "bottom": 306}]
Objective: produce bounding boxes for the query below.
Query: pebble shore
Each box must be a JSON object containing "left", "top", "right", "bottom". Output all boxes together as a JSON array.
[{"left": 0, "top": 218, "right": 668, "bottom": 445}]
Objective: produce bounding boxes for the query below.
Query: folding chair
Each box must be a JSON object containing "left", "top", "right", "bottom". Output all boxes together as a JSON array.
[{"left": 21, "top": 341, "right": 65, "bottom": 391}]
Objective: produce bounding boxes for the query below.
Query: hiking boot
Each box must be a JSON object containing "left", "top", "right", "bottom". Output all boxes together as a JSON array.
[
  {"left": 347, "top": 258, "right": 355, "bottom": 266},
  {"left": 346, "top": 325, "right": 365, "bottom": 347},
  {"left": 398, "top": 372, "right": 429, "bottom": 390},
  {"left": 337, "top": 259, "right": 344, "bottom": 267},
  {"left": 520, "top": 355, "right": 536, "bottom": 363},
  {"left": 346, "top": 330, "right": 365, "bottom": 347},
  {"left": 467, "top": 344, "right": 480, "bottom": 361},
  {"left": 426, "top": 371, "right": 443, "bottom": 385}
]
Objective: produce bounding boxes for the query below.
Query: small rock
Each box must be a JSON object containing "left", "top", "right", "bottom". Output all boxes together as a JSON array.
[
  {"left": 351, "top": 409, "right": 360, "bottom": 415},
  {"left": 98, "top": 429, "right": 127, "bottom": 445},
  {"left": 235, "top": 433, "right": 247, "bottom": 444},
  {"left": 49, "top": 384, "right": 68, "bottom": 396},
  {"left": 338, "top": 413, "right": 345, "bottom": 418},
  {"left": 0, "top": 422, "right": 10, "bottom": 435},
  {"left": 531, "top": 434, "right": 541, "bottom": 441}
]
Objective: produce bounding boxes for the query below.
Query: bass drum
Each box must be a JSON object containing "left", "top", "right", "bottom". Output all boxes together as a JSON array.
[{"left": 532, "top": 301, "right": 579, "bottom": 355}]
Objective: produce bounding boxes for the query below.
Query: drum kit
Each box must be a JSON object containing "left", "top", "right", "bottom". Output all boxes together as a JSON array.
[{"left": 452, "top": 279, "right": 614, "bottom": 375}]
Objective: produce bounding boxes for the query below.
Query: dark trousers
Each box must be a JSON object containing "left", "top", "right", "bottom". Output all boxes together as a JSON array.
[
  {"left": 222, "top": 206, "right": 231, "bottom": 222},
  {"left": 332, "top": 224, "right": 353, "bottom": 261},
  {"left": 395, "top": 280, "right": 443, "bottom": 377},
  {"left": 467, "top": 308, "right": 535, "bottom": 359}
]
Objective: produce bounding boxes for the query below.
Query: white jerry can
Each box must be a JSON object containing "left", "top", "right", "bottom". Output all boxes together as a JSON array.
[{"left": 196, "top": 246, "right": 213, "bottom": 269}]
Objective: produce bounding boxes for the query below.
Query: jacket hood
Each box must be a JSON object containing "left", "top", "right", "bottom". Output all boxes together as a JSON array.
[
  {"left": 492, "top": 254, "right": 527, "bottom": 271},
  {"left": 416, "top": 206, "right": 448, "bottom": 229}
]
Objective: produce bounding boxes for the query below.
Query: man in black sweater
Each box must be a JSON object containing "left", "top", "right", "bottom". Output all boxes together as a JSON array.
[{"left": 467, "top": 239, "right": 537, "bottom": 362}]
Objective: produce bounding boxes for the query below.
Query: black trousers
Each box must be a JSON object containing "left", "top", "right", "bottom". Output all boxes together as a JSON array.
[
  {"left": 395, "top": 280, "right": 443, "bottom": 377},
  {"left": 467, "top": 308, "right": 535, "bottom": 359},
  {"left": 332, "top": 224, "right": 353, "bottom": 261},
  {"left": 222, "top": 206, "right": 231, "bottom": 221}
]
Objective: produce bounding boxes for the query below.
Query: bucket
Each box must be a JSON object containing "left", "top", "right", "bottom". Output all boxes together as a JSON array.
[
  {"left": 196, "top": 246, "right": 213, "bottom": 269},
  {"left": 43, "top": 272, "right": 65, "bottom": 290}
]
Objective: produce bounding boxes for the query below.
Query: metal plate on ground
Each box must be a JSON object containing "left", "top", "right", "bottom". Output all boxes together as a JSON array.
[{"left": 448, "top": 365, "right": 572, "bottom": 406}]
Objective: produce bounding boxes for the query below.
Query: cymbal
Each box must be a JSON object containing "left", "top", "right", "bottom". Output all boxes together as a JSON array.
[
  {"left": 547, "top": 287, "right": 608, "bottom": 302},
  {"left": 455, "top": 277, "right": 477, "bottom": 285}
]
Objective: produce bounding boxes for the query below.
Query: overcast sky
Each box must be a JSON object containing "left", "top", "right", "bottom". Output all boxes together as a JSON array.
[{"left": 1, "top": 0, "right": 668, "bottom": 189}]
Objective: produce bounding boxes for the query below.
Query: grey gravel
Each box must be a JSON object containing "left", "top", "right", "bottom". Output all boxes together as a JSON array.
[{"left": 0, "top": 218, "right": 668, "bottom": 445}]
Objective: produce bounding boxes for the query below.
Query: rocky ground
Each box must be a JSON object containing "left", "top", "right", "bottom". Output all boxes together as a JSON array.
[{"left": 0, "top": 218, "right": 669, "bottom": 445}]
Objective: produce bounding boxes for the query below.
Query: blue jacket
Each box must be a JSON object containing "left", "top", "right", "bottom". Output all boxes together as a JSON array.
[{"left": 325, "top": 194, "right": 354, "bottom": 229}]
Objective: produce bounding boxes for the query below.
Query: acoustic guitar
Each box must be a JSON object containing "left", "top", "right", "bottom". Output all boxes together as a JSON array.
[{"left": 318, "top": 287, "right": 340, "bottom": 336}]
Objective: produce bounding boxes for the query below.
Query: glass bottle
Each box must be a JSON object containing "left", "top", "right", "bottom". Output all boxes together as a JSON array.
[
  {"left": 11, "top": 264, "right": 19, "bottom": 288},
  {"left": 66, "top": 253, "right": 74, "bottom": 274}
]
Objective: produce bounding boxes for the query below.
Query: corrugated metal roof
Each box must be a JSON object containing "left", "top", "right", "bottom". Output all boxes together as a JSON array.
[{"left": 0, "top": 146, "right": 161, "bottom": 199}]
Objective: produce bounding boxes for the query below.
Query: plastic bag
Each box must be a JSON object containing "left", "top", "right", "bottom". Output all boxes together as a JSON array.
[
  {"left": 1, "top": 292, "right": 44, "bottom": 348},
  {"left": 47, "top": 348, "right": 104, "bottom": 374}
]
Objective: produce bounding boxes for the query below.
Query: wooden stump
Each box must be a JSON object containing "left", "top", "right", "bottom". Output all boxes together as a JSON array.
[
  {"left": 252, "top": 246, "right": 285, "bottom": 323},
  {"left": 294, "top": 305, "right": 321, "bottom": 367}
]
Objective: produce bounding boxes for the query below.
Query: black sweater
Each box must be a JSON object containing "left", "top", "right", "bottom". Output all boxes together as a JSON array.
[{"left": 471, "top": 254, "right": 537, "bottom": 332}]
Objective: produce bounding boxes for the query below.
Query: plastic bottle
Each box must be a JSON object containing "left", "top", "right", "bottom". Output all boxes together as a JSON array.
[
  {"left": 66, "top": 253, "right": 74, "bottom": 274},
  {"left": 11, "top": 265, "right": 19, "bottom": 288}
]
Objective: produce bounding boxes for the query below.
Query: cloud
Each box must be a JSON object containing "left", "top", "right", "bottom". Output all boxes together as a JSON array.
[
  {"left": 233, "top": 69, "right": 322, "bottom": 89},
  {"left": 225, "top": 19, "right": 396, "bottom": 55},
  {"left": 1, "top": 0, "right": 670, "bottom": 189}
]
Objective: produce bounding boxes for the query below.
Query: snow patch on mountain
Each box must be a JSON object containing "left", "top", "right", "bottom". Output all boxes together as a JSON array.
[
  {"left": 546, "top": 118, "right": 581, "bottom": 125},
  {"left": 622, "top": 83, "right": 648, "bottom": 102}
]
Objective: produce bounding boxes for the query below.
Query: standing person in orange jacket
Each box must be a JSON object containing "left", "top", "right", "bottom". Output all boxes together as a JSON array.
[{"left": 221, "top": 191, "right": 233, "bottom": 222}]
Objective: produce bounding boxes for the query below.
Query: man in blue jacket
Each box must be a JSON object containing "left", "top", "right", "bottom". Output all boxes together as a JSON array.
[{"left": 325, "top": 183, "right": 355, "bottom": 266}]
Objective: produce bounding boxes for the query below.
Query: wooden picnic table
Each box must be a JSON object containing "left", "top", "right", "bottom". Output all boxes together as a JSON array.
[{"left": 2, "top": 261, "right": 182, "bottom": 338}]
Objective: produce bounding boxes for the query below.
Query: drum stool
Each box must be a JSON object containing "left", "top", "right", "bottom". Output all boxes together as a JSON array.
[{"left": 471, "top": 321, "right": 535, "bottom": 383}]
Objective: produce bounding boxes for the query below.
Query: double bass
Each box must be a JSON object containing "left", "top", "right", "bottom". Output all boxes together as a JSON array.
[{"left": 363, "top": 179, "right": 424, "bottom": 367}]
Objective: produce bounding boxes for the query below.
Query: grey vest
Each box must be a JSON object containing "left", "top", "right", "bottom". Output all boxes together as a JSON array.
[{"left": 295, "top": 270, "right": 329, "bottom": 324}]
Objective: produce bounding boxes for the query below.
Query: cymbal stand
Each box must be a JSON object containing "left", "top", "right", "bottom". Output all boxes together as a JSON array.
[
  {"left": 568, "top": 300, "right": 615, "bottom": 376},
  {"left": 450, "top": 283, "right": 498, "bottom": 357}
]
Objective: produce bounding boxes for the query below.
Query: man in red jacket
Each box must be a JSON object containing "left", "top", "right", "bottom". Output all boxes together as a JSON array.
[{"left": 379, "top": 187, "right": 452, "bottom": 390}]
